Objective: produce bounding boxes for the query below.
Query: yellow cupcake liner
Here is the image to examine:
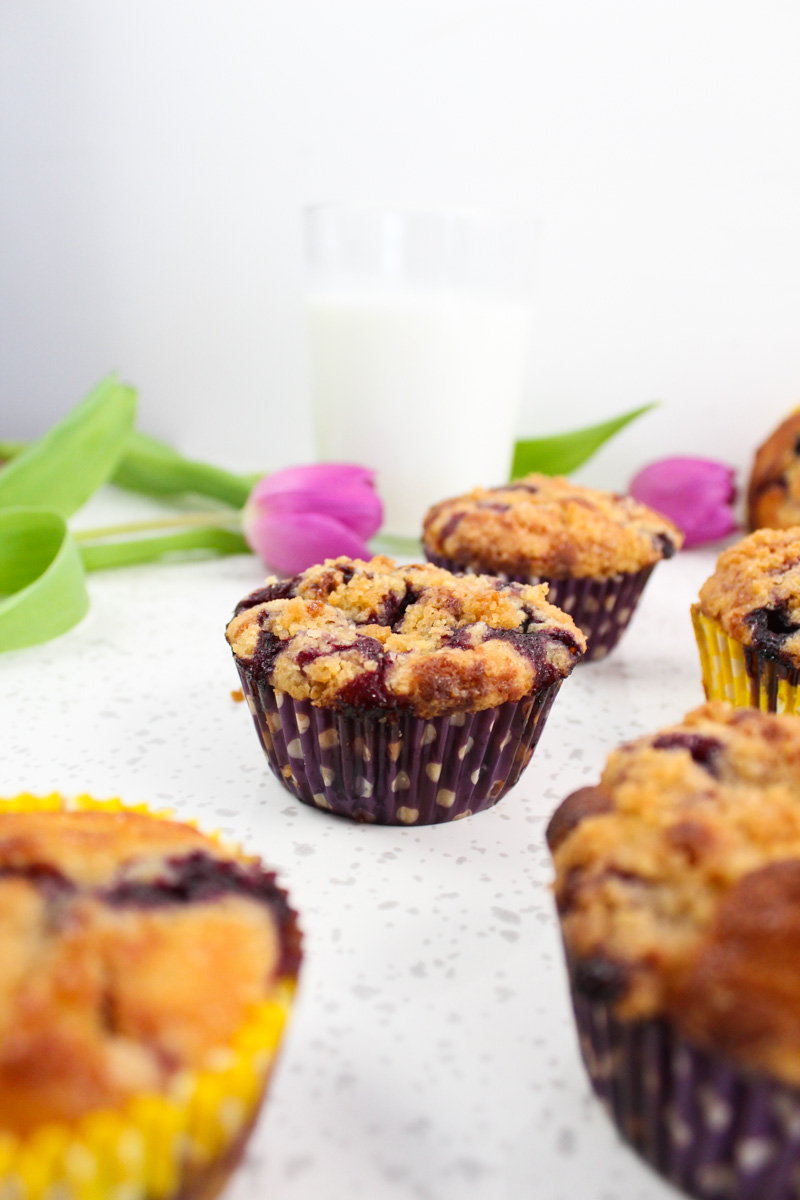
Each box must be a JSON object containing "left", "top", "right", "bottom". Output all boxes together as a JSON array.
[
  {"left": 691, "top": 607, "right": 800, "bottom": 715},
  {"left": 0, "top": 793, "right": 299, "bottom": 1200}
]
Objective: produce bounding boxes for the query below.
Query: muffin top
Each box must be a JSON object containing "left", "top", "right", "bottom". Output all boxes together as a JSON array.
[
  {"left": 0, "top": 807, "right": 300, "bottom": 1134},
  {"left": 422, "top": 473, "right": 683, "bottom": 579},
  {"left": 226, "top": 556, "right": 585, "bottom": 719},
  {"left": 747, "top": 409, "right": 800, "bottom": 531},
  {"left": 697, "top": 527, "right": 800, "bottom": 668},
  {"left": 548, "top": 702, "right": 800, "bottom": 1084}
]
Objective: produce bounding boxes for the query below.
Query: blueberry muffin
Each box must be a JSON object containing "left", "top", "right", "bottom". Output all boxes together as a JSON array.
[
  {"left": 747, "top": 409, "right": 800, "bottom": 530},
  {"left": 692, "top": 527, "right": 800, "bottom": 714},
  {"left": 226, "top": 555, "right": 585, "bottom": 824},
  {"left": 422, "top": 473, "right": 683, "bottom": 661},
  {"left": 549, "top": 703, "right": 800, "bottom": 1200},
  {"left": 0, "top": 794, "right": 301, "bottom": 1200}
]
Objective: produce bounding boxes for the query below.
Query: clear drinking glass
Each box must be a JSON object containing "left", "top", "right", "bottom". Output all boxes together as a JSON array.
[{"left": 304, "top": 206, "right": 537, "bottom": 538}]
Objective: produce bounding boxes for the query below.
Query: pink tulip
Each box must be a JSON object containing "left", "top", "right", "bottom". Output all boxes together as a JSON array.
[
  {"left": 243, "top": 463, "right": 383, "bottom": 574},
  {"left": 629, "top": 457, "right": 738, "bottom": 549}
]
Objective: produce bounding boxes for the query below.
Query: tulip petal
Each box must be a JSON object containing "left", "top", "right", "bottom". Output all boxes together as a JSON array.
[
  {"left": 254, "top": 483, "right": 382, "bottom": 540},
  {"left": 250, "top": 463, "right": 375, "bottom": 502},
  {"left": 246, "top": 462, "right": 382, "bottom": 542},
  {"left": 243, "top": 509, "right": 373, "bottom": 575},
  {"left": 629, "top": 457, "right": 738, "bottom": 549}
]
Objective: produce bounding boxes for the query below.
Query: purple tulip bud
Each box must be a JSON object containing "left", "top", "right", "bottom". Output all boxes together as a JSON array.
[
  {"left": 629, "top": 457, "right": 738, "bottom": 549},
  {"left": 243, "top": 463, "right": 383, "bottom": 574}
]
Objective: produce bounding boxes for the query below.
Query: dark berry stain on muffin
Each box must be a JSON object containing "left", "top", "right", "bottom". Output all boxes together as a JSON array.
[
  {"left": 0, "top": 862, "right": 75, "bottom": 894},
  {"left": 652, "top": 732, "right": 724, "bottom": 775},
  {"left": 439, "top": 511, "right": 467, "bottom": 541},
  {"left": 337, "top": 674, "right": 394, "bottom": 716},
  {"left": 484, "top": 624, "right": 583, "bottom": 688},
  {"left": 476, "top": 501, "right": 511, "bottom": 514},
  {"left": 105, "top": 853, "right": 302, "bottom": 975},
  {"left": 570, "top": 955, "right": 630, "bottom": 1003},
  {"left": 106, "top": 852, "right": 262, "bottom": 906},
  {"left": 376, "top": 585, "right": 422, "bottom": 629},
  {"left": 233, "top": 578, "right": 297, "bottom": 616},
  {"left": 292, "top": 639, "right": 353, "bottom": 670},
  {"left": 444, "top": 624, "right": 476, "bottom": 651},
  {"left": 251, "top": 629, "right": 286, "bottom": 680},
  {"left": 745, "top": 604, "right": 800, "bottom": 663},
  {"left": 655, "top": 532, "right": 677, "bottom": 559},
  {"left": 336, "top": 637, "right": 406, "bottom": 716}
]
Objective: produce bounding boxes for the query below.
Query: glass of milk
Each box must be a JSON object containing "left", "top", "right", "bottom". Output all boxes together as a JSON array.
[{"left": 304, "top": 206, "right": 537, "bottom": 538}]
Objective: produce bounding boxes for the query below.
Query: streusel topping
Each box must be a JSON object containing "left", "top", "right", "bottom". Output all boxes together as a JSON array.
[
  {"left": 697, "top": 527, "right": 800, "bottom": 668},
  {"left": 226, "top": 556, "right": 585, "bottom": 718},
  {"left": 549, "top": 703, "right": 800, "bottom": 1083},
  {"left": 0, "top": 809, "right": 299, "bottom": 1133},
  {"left": 422, "top": 473, "right": 683, "bottom": 579}
]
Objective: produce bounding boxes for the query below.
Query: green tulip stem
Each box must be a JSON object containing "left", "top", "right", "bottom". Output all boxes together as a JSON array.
[
  {"left": 79, "top": 527, "right": 250, "bottom": 571},
  {"left": 73, "top": 510, "right": 244, "bottom": 543}
]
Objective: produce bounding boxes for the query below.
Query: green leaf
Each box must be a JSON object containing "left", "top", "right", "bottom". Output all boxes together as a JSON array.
[
  {"left": 0, "top": 375, "right": 137, "bottom": 517},
  {"left": 79, "top": 526, "right": 250, "bottom": 571},
  {"left": 0, "top": 508, "right": 89, "bottom": 652},
  {"left": 510, "top": 402, "right": 658, "bottom": 480},
  {"left": 0, "top": 427, "right": 259, "bottom": 509},
  {"left": 371, "top": 533, "right": 424, "bottom": 559},
  {"left": 112, "top": 430, "right": 256, "bottom": 508}
]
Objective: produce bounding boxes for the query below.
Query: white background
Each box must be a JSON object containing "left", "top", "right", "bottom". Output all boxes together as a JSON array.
[{"left": 2, "top": 0, "right": 800, "bottom": 494}]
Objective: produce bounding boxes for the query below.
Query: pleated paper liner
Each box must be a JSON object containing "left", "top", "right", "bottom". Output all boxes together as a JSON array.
[
  {"left": 570, "top": 976, "right": 800, "bottom": 1200},
  {"left": 691, "top": 607, "right": 800, "bottom": 715},
  {"left": 235, "top": 670, "right": 563, "bottom": 824},
  {"left": 0, "top": 794, "right": 300, "bottom": 1200},
  {"left": 424, "top": 553, "right": 655, "bottom": 663}
]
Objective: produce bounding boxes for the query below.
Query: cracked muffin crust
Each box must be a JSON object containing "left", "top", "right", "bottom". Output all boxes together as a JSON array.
[
  {"left": 696, "top": 528, "right": 800, "bottom": 670},
  {"left": 422, "top": 473, "right": 683, "bottom": 580},
  {"left": 0, "top": 806, "right": 300, "bottom": 1135},
  {"left": 226, "top": 555, "right": 585, "bottom": 720},
  {"left": 747, "top": 409, "right": 800, "bottom": 531},
  {"left": 227, "top": 557, "right": 585, "bottom": 824},
  {"left": 548, "top": 702, "right": 800, "bottom": 1082}
]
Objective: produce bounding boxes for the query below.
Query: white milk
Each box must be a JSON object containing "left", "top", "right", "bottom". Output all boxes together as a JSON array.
[{"left": 308, "top": 288, "right": 533, "bottom": 537}]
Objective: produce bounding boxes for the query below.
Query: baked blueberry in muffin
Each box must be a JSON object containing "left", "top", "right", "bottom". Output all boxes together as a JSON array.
[
  {"left": 226, "top": 555, "right": 585, "bottom": 824},
  {"left": 422, "top": 473, "right": 683, "bottom": 661},
  {"left": 549, "top": 702, "right": 800, "bottom": 1199},
  {"left": 747, "top": 409, "right": 800, "bottom": 530},
  {"left": 693, "top": 526, "right": 800, "bottom": 712},
  {"left": 0, "top": 799, "right": 301, "bottom": 1199}
]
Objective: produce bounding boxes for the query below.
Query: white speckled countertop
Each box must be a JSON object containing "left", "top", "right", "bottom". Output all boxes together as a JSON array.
[{"left": 0, "top": 534, "right": 720, "bottom": 1200}]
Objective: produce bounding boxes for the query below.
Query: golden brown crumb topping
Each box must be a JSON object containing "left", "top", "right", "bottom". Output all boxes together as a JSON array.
[
  {"left": 226, "top": 556, "right": 585, "bottom": 719},
  {"left": 747, "top": 409, "right": 800, "bottom": 531},
  {"left": 697, "top": 527, "right": 800, "bottom": 666},
  {"left": 0, "top": 809, "right": 298, "bottom": 1133},
  {"left": 422, "top": 473, "right": 683, "bottom": 579},
  {"left": 549, "top": 703, "right": 800, "bottom": 1083}
]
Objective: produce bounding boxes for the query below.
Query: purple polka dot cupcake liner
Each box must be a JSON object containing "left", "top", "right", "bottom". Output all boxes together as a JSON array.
[
  {"left": 235, "top": 666, "right": 563, "bottom": 824},
  {"left": 569, "top": 977, "right": 800, "bottom": 1200},
  {"left": 425, "top": 553, "right": 655, "bottom": 663}
]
